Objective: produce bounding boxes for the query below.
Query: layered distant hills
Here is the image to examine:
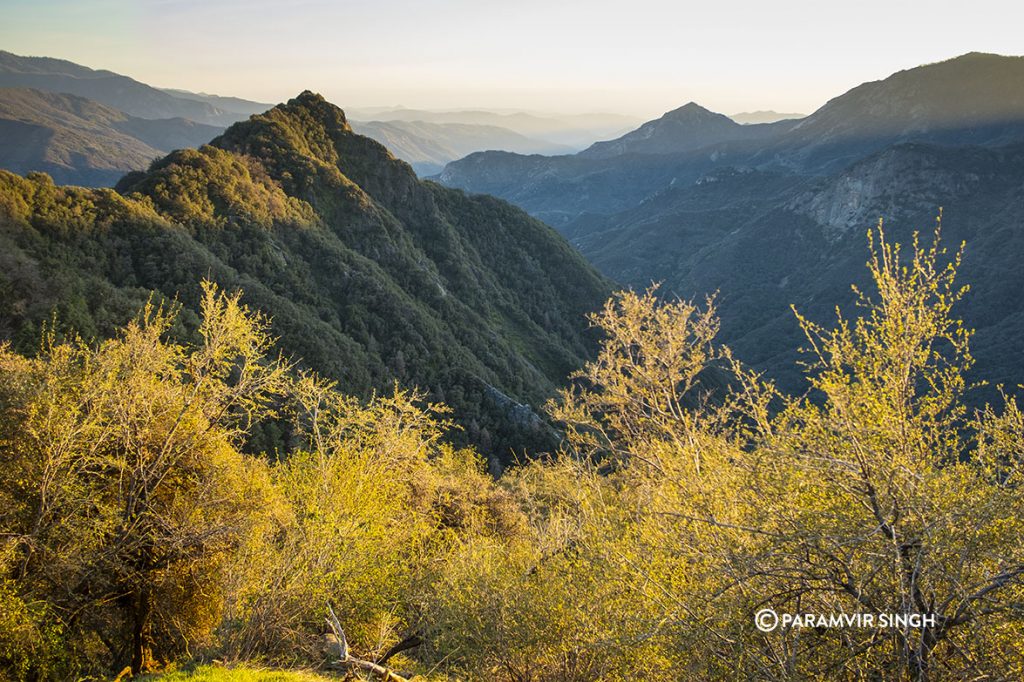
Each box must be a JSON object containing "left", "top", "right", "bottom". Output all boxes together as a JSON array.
[
  {"left": 0, "top": 50, "right": 260, "bottom": 125},
  {"left": 345, "top": 106, "right": 640, "bottom": 148},
  {"left": 350, "top": 119, "right": 573, "bottom": 175},
  {"left": 440, "top": 53, "right": 1024, "bottom": 223},
  {"left": 0, "top": 51, "right": 632, "bottom": 182},
  {"left": 729, "top": 110, "right": 805, "bottom": 124},
  {"left": 438, "top": 52, "right": 1024, "bottom": 401},
  {"left": 0, "top": 92, "right": 610, "bottom": 459},
  {"left": 0, "top": 87, "right": 223, "bottom": 185}
]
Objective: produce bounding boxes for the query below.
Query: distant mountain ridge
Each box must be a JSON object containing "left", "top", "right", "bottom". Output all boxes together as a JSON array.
[
  {"left": 579, "top": 102, "right": 767, "bottom": 158},
  {"left": 346, "top": 106, "right": 641, "bottom": 148},
  {"left": 730, "top": 110, "right": 806, "bottom": 124},
  {"left": 439, "top": 52, "right": 1024, "bottom": 225},
  {"left": 757, "top": 52, "right": 1024, "bottom": 171},
  {"left": 158, "top": 88, "right": 274, "bottom": 117},
  {"left": 567, "top": 141, "right": 1024, "bottom": 402},
  {"left": 0, "top": 50, "right": 256, "bottom": 125},
  {"left": 350, "top": 119, "right": 574, "bottom": 175},
  {"left": 0, "top": 51, "right": 619, "bottom": 185},
  {"left": 0, "top": 87, "right": 223, "bottom": 185}
]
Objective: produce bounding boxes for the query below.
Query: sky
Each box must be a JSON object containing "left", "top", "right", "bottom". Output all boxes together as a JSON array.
[{"left": 2, "top": 0, "right": 1022, "bottom": 118}]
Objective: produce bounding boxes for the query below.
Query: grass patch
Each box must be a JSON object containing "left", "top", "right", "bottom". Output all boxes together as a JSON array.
[{"left": 138, "top": 664, "right": 337, "bottom": 682}]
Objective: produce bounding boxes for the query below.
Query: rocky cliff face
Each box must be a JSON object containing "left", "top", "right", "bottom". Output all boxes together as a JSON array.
[{"left": 787, "top": 143, "right": 984, "bottom": 239}]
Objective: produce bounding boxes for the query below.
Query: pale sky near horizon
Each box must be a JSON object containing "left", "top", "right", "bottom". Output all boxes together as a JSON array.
[{"left": 1, "top": 0, "right": 1022, "bottom": 119}]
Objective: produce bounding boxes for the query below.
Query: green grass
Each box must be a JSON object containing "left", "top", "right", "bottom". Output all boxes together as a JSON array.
[{"left": 138, "top": 664, "right": 337, "bottom": 682}]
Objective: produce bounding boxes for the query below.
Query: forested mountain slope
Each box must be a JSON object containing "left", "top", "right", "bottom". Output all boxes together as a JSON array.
[
  {"left": 0, "top": 91, "right": 611, "bottom": 459},
  {"left": 567, "top": 142, "right": 1024, "bottom": 402}
]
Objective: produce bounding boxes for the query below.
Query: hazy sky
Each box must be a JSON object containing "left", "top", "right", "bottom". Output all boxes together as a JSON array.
[{"left": 2, "top": 0, "right": 1022, "bottom": 118}]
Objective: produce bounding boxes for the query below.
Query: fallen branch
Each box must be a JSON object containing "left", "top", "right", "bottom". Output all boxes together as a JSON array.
[{"left": 325, "top": 603, "right": 411, "bottom": 682}]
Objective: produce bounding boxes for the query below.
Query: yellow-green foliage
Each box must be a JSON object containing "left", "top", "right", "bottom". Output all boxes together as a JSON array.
[
  {"left": 222, "top": 376, "right": 523, "bottom": 668},
  {"left": 0, "top": 282, "right": 289, "bottom": 677},
  {"left": 124, "top": 147, "right": 318, "bottom": 229},
  {"left": 518, "top": 220, "right": 1024, "bottom": 680},
  {"left": 0, "top": 169, "right": 164, "bottom": 232},
  {"left": 140, "top": 664, "right": 334, "bottom": 682},
  {"left": 4, "top": 221, "right": 1024, "bottom": 681}
]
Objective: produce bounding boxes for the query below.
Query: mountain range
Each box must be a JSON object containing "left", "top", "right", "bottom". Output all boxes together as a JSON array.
[
  {"left": 437, "top": 52, "right": 1024, "bottom": 401},
  {"left": 578, "top": 102, "right": 777, "bottom": 158},
  {"left": 440, "top": 53, "right": 1024, "bottom": 222},
  {"left": 349, "top": 119, "right": 573, "bottom": 175},
  {"left": 344, "top": 106, "right": 640, "bottom": 148},
  {"left": 0, "top": 91, "right": 610, "bottom": 460},
  {"left": 4, "top": 48, "right": 1024, "bottom": 425},
  {"left": 0, "top": 51, "right": 630, "bottom": 183},
  {"left": 729, "top": 110, "right": 805, "bottom": 124}
]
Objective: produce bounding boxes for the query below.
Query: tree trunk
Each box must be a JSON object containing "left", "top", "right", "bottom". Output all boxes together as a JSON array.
[{"left": 131, "top": 584, "right": 154, "bottom": 674}]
